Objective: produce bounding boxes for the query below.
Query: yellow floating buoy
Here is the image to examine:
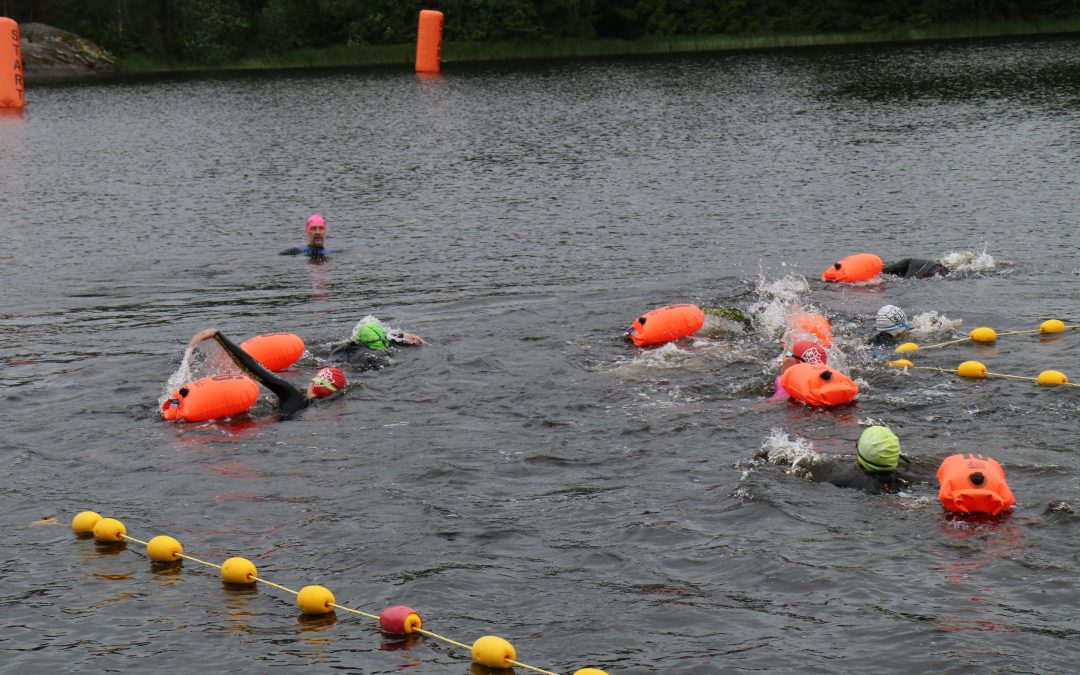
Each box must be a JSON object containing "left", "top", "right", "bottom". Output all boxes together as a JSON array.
[
  {"left": 969, "top": 327, "right": 997, "bottom": 343},
  {"left": 574, "top": 669, "right": 610, "bottom": 675},
  {"left": 1041, "top": 319, "right": 1066, "bottom": 334},
  {"left": 471, "top": 635, "right": 516, "bottom": 668},
  {"left": 895, "top": 342, "right": 919, "bottom": 353},
  {"left": 890, "top": 359, "right": 914, "bottom": 369},
  {"left": 147, "top": 535, "right": 183, "bottom": 562},
  {"left": 71, "top": 511, "right": 102, "bottom": 533},
  {"left": 957, "top": 361, "right": 987, "bottom": 378},
  {"left": 93, "top": 517, "right": 127, "bottom": 542},
  {"left": 220, "top": 557, "right": 257, "bottom": 584},
  {"left": 1037, "top": 370, "right": 1069, "bottom": 386},
  {"left": 297, "top": 585, "right": 335, "bottom": 615}
]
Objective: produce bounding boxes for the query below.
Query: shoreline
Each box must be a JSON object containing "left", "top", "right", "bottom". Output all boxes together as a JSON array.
[{"left": 28, "top": 17, "right": 1080, "bottom": 82}]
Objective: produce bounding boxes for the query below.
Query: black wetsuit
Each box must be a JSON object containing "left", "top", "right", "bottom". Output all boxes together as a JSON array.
[
  {"left": 808, "top": 461, "right": 912, "bottom": 494},
  {"left": 212, "top": 332, "right": 308, "bottom": 416},
  {"left": 327, "top": 332, "right": 415, "bottom": 371},
  {"left": 870, "top": 331, "right": 902, "bottom": 348},
  {"left": 882, "top": 258, "right": 948, "bottom": 279}
]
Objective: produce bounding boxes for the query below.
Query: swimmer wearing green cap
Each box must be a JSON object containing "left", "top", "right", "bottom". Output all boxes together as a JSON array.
[
  {"left": 328, "top": 320, "right": 426, "bottom": 370},
  {"left": 808, "top": 425, "right": 913, "bottom": 494}
]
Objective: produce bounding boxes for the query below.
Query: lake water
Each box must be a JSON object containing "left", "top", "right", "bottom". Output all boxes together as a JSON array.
[{"left": 2, "top": 34, "right": 1079, "bottom": 674}]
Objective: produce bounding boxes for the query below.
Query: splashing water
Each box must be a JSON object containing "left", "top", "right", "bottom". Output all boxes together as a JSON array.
[
  {"left": 941, "top": 249, "right": 997, "bottom": 275},
  {"left": 754, "top": 427, "right": 825, "bottom": 477},
  {"left": 910, "top": 310, "right": 964, "bottom": 334}
]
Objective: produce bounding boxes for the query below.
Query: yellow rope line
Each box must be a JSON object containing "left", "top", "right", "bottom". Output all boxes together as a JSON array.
[
  {"left": 913, "top": 337, "right": 971, "bottom": 350},
  {"left": 910, "top": 366, "right": 1080, "bottom": 386},
  {"left": 414, "top": 627, "right": 471, "bottom": 650},
  {"left": 507, "top": 658, "right": 561, "bottom": 675},
  {"left": 329, "top": 602, "right": 379, "bottom": 621},
  {"left": 114, "top": 530, "right": 566, "bottom": 674}
]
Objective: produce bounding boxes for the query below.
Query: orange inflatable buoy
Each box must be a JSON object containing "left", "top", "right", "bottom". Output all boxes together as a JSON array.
[
  {"left": 415, "top": 10, "right": 443, "bottom": 74},
  {"left": 627, "top": 304, "right": 705, "bottom": 347},
  {"left": 937, "top": 453, "right": 1015, "bottom": 516},
  {"left": 779, "top": 363, "right": 859, "bottom": 406},
  {"left": 240, "top": 332, "right": 305, "bottom": 371},
  {"left": 0, "top": 17, "right": 25, "bottom": 110},
  {"left": 790, "top": 312, "right": 833, "bottom": 347},
  {"left": 821, "top": 253, "right": 883, "bottom": 283},
  {"left": 161, "top": 374, "right": 260, "bottom": 422}
]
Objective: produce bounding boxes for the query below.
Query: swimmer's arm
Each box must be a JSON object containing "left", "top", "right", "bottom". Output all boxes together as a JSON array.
[
  {"left": 387, "top": 329, "right": 427, "bottom": 346},
  {"left": 210, "top": 331, "right": 307, "bottom": 414}
]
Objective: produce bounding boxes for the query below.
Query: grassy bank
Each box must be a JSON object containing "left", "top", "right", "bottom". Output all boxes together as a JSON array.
[{"left": 115, "top": 16, "right": 1080, "bottom": 74}]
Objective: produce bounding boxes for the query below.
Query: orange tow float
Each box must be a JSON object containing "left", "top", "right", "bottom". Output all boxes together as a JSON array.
[
  {"left": 790, "top": 311, "right": 833, "bottom": 347},
  {"left": 627, "top": 304, "right": 705, "bottom": 347},
  {"left": 779, "top": 363, "right": 859, "bottom": 406},
  {"left": 239, "top": 332, "right": 305, "bottom": 371},
  {"left": 161, "top": 374, "right": 260, "bottom": 422},
  {"left": 821, "top": 253, "right": 883, "bottom": 283},
  {"left": 937, "top": 453, "right": 1015, "bottom": 516}
]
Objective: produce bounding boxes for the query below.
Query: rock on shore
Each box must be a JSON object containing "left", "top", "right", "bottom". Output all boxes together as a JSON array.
[{"left": 20, "top": 23, "right": 115, "bottom": 81}]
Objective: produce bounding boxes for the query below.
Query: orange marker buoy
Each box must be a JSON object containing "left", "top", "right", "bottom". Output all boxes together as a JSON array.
[
  {"left": 937, "top": 453, "right": 1015, "bottom": 516},
  {"left": 627, "top": 304, "right": 705, "bottom": 347},
  {"left": 779, "top": 363, "right": 859, "bottom": 406},
  {"left": 415, "top": 10, "right": 444, "bottom": 74},
  {"left": 161, "top": 374, "right": 259, "bottom": 422},
  {"left": 239, "top": 332, "right": 304, "bottom": 371},
  {"left": 791, "top": 312, "right": 833, "bottom": 347},
  {"left": 821, "top": 253, "right": 883, "bottom": 283},
  {"left": 0, "top": 17, "right": 25, "bottom": 110}
]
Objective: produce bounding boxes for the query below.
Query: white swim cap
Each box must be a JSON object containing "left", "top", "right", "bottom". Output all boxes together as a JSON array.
[{"left": 876, "top": 305, "right": 911, "bottom": 335}]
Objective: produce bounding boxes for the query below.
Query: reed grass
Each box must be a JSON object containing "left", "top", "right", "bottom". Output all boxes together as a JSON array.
[{"left": 115, "top": 17, "right": 1080, "bottom": 74}]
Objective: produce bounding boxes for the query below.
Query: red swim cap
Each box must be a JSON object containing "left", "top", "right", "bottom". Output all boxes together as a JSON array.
[
  {"left": 310, "top": 366, "right": 345, "bottom": 398},
  {"left": 791, "top": 340, "right": 827, "bottom": 365},
  {"left": 306, "top": 214, "right": 326, "bottom": 232}
]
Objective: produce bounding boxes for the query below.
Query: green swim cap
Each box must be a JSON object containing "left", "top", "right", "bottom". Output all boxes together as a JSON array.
[
  {"left": 353, "top": 322, "right": 389, "bottom": 350},
  {"left": 857, "top": 426, "right": 900, "bottom": 472}
]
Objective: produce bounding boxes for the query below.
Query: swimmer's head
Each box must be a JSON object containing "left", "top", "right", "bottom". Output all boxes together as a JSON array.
[
  {"left": 309, "top": 366, "right": 346, "bottom": 399},
  {"left": 306, "top": 214, "right": 327, "bottom": 247},
  {"left": 790, "top": 340, "right": 827, "bottom": 365},
  {"left": 856, "top": 426, "right": 901, "bottom": 473},
  {"left": 353, "top": 322, "right": 389, "bottom": 350},
  {"left": 876, "top": 305, "right": 911, "bottom": 336}
]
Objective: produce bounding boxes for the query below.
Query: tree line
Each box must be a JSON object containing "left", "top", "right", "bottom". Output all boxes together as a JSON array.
[{"left": 3, "top": 0, "right": 1079, "bottom": 64}]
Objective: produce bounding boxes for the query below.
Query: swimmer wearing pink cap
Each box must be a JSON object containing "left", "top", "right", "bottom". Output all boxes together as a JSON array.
[
  {"left": 767, "top": 340, "right": 828, "bottom": 402},
  {"left": 281, "top": 213, "right": 334, "bottom": 257}
]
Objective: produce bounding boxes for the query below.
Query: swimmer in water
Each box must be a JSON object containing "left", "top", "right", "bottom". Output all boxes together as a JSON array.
[
  {"left": 188, "top": 328, "right": 346, "bottom": 416},
  {"left": 280, "top": 214, "right": 338, "bottom": 258},
  {"left": 882, "top": 258, "right": 949, "bottom": 279},
  {"left": 767, "top": 339, "right": 827, "bottom": 402},
  {"left": 807, "top": 426, "right": 913, "bottom": 494},
  {"left": 328, "top": 320, "right": 427, "bottom": 371},
  {"left": 870, "top": 305, "right": 912, "bottom": 347}
]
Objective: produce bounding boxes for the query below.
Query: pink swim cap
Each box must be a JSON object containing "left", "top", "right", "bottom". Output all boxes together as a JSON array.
[{"left": 306, "top": 214, "right": 326, "bottom": 232}]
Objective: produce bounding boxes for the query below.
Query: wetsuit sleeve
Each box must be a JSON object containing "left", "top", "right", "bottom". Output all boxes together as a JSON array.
[
  {"left": 280, "top": 247, "right": 302, "bottom": 256},
  {"left": 211, "top": 332, "right": 308, "bottom": 416},
  {"left": 881, "top": 259, "right": 914, "bottom": 276}
]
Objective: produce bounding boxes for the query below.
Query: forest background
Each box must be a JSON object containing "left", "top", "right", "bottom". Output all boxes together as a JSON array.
[{"left": 3, "top": 0, "right": 1080, "bottom": 69}]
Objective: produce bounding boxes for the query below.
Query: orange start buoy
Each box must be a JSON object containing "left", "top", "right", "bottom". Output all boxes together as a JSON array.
[
  {"left": 821, "top": 253, "right": 883, "bottom": 283},
  {"left": 779, "top": 362, "right": 859, "bottom": 407},
  {"left": 790, "top": 312, "right": 833, "bottom": 348},
  {"left": 937, "top": 453, "right": 1015, "bottom": 516},
  {"left": 0, "top": 17, "right": 24, "bottom": 110},
  {"left": 239, "top": 332, "right": 305, "bottom": 371},
  {"left": 415, "top": 10, "right": 443, "bottom": 74},
  {"left": 161, "top": 374, "right": 260, "bottom": 422},
  {"left": 627, "top": 304, "right": 705, "bottom": 347}
]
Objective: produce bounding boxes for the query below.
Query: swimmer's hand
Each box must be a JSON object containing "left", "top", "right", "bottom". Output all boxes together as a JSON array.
[
  {"left": 401, "top": 332, "right": 428, "bottom": 346},
  {"left": 189, "top": 328, "right": 220, "bottom": 347}
]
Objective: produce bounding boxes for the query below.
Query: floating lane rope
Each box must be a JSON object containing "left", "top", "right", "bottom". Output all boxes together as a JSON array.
[
  {"left": 888, "top": 360, "right": 1078, "bottom": 387},
  {"left": 895, "top": 319, "right": 1078, "bottom": 353},
  {"left": 72, "top": 512, "right": 607, "bottom": 675}
]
